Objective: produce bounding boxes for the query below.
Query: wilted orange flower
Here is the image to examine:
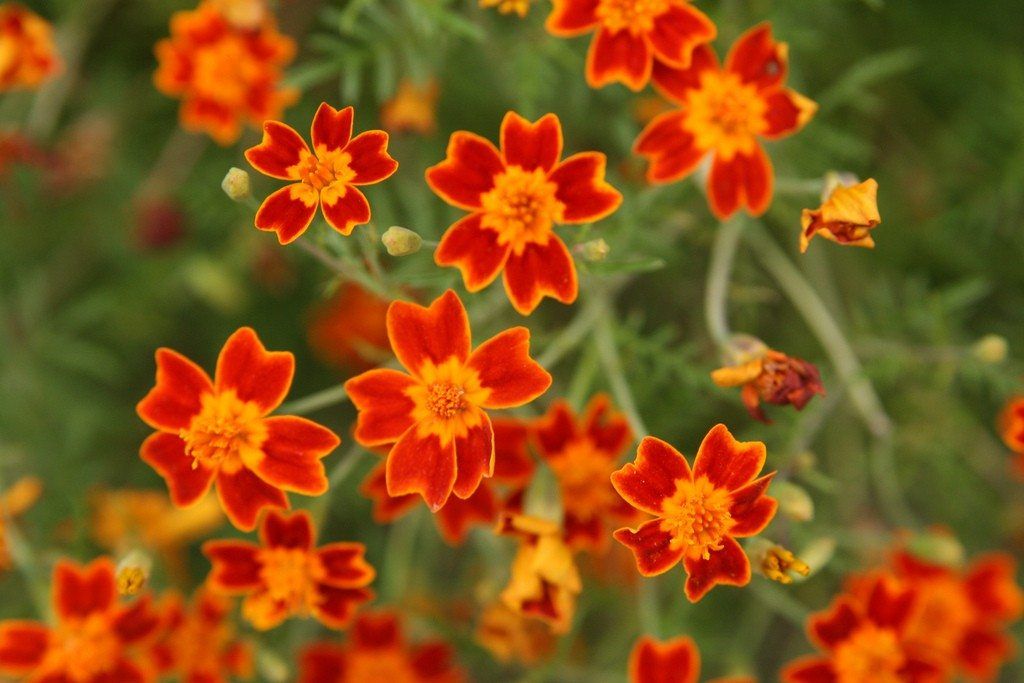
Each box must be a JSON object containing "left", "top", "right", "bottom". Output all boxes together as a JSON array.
[
  {"left": 629, "top": 635, "right": 755, "bottom": 683},
  {"left": 298, "top": 610, "right": 466, "bottom": 683},
  {"left": 245, "top": 102, "right": 398, "bottom": 244},
  {"left": 475, "top": 601, "right": 556, "bottom": 665},
  {"left": 153, "top": 2, "right": 296, "bottom": 144},
  {"left": 426, "top": 112, "right": 622, "bottom": 314},
  {"left": 533, "top": 395, "right": 636, "bottom": 551},
  {"left": 611, "top": 424, "right": 777, "bottom": 602},
  {"left": 635, "top": 23, "right": 817, "bottom": 219},
  {"left": 498, "top": 513, "right": 582, "bottom": 633},
  {"left": 711, "top": 347, "right": 824, "bottom": 423},
  {"left": 0, "top": 476, "right": 41, "bottom": 572},
  {"left": 136, "top": 327, "right": 340, "bottom": 531},
  {"left": 345, "top": 290, "right": 551, "bottom": 511},
  {"left": 545, "top": 0, "right": 715, "bottom": 91},
  {"left": 800, "top": 179, "right": 881, "bottom": 253},
  {"left": 149, "top": 588, "right": 253, "bottom": 682},
  {"left": 308, "top": 283, "right": 392, "bottom": 372},
  {"left": 0, "top": 558, "right": 160, "bottom": 682},
  {"left": 0, "top": 3, "right": 61, "bottom": 91},
  {"left": 782, "top": 573, "right": 943, "bottom": 683},
  {"left": 204, "top": 510, "right": 375, "bottom": 630},
  {"left": 361, "top": 418, "right": 536, "bottom": 544},
  {"left": 381, "top": 78, "right": 439, "bottom": 135}
]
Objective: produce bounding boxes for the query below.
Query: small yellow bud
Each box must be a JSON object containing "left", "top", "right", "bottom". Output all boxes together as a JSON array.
[
  {"left": 755, "top": 543, "right": 811, "bottom": 585},
  {"left": 906, "top": 530, "right": 964, "bottom": 567},
  {"left": 256, "top": 649, "right": 290, "bottom": 683},
  {"left": 221, "top": 167, "right": 251, "bottom": 201},
  {"left": 115, "top": 550, "right": 151, "bottom": 596},
  {"left": 381, "top": 226, "right": 423, "bottom": 256},
  {"left": 972, "top": 334, "right": 1008, "bottom": 364},
  {"left": 772, "top": 481, "right": 815, "bottom": 522},
  {"left": 579, "top": 238, "right": 610, "bottom": 262}
]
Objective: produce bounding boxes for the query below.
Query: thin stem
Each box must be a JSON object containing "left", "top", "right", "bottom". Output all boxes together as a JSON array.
[
  {"left": 773, "top": 177, "right": 824, "bottom": 196},
  {"left": 704, "top": 215, "right": 746, "bottom": 351},
  {"left": 309, "top": 444, "right": 367, "bottom": 527},
  {"left": 278, "top": 384, "right": 348, "bottom": 415},
  {"left": 593, "top": 299, "right": 648, "bottom": 437},
  {"left": 296, "top": 239, "right": 349, "bottom": 274},
  {"left": 0, "top": 505, "right": 50, "bottom": 621},
  {"left": 536, "top": 295, "right": 603, "bottom": 368}
]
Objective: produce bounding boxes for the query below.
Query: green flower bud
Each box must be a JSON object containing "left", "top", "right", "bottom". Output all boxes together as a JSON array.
[
  {"left": 382, "top": 226, "right": 423, "bottom": 256},
  {"left": 221, "top": 167, "right": 251, "bottom": 201}
]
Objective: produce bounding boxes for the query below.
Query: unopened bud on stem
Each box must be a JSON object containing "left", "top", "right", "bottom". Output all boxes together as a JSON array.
[
  {"left": 382, "top": 226, "right": 423, "bottom": 256},
  {"left": 579, "top": 238, "right": 610, "bottom": 262},
  {"left": 972, "top": 334, "right": 1008, "bottom": 364},
  {"left": 116, "top": 550, "right": 152, "bottom": 596},
  {"left": 221, "top": 167, "right": 251, "bottom": 201}
]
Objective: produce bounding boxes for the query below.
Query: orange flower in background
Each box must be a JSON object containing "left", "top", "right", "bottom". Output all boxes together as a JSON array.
[
  {"left": 0, "top": 476, "right": 41, "bottom": 572},
  {"left": 426, "top": 112, "right": 622, "bottom": 314},
  {"left": 711, "top": 347, "right": 824, "bottom": 423},
  {"left": 298, "top": 610, "right": 466, "bottom": 683},
  {"left": 308, "top": 283, "right": 392, "bottom": 372},
  {"left": 611, "top": 424, "right": 777, "bottom": 602},
  {"left": 533, "top": 395, "right": 636, "bottom": 551},
  {"left": 0, "top": 558, "right": 160, "bottom": 682},
  {"left": 136, "top": 327, "right": 340, "bottom": 531},
  {"left": 480, "top": 0, "right": 534, "bottom": 18},
  {"left": 149, "top": 589, "right": 253, "bottom": 682},
  {"left": 345, "top": 290, "right": 551, "bottom": 511},
  {"left": 382, "top": 78, "right": 439, "bottom": 135},
  {"left": 630, "top": 635, "right": 757, "bottom": 683},
  {"left": 800, "top": 178, "right": 881, "bottom": 253},
  {"left": 203, "top": 509, "right": 375, "bottom": 630},
  {"left": 475, "top": 601, "right": 556, "bottom": 665},
  {"left": 545, "top": 0, "right": 715, "bottom": 91},
  {"left": 245, "top": 102, "right": 399, "bottom": 244},
  {"left": 999, "top": 396, "right": 1024, "bottom": 476},
  {"left": 154, "top": 2, "right": 296, "bottom": 145},
  {"left": 0, "top": 3, "right": 62, "bottom": 91},
  {"left": 635, "top": 23, "right": 817, "bottom": 219},
  {"left": 498, "top": 513, "right": 582, "bottom": 633}
]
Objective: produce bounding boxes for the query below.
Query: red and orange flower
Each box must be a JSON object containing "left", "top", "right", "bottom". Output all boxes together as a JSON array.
[
  {"left": 545, "top": 0, "right": 715, "bottom": 91},
  {"left": 0, "top": 558, "right": 160, "bottom": 682},
  {"left": 137, "top": 327, "right": 340, "bottom": 531},
  {"left": 0, "top": 3, "right": 62, "bottom": 91},
  {"left": 154, "top": 1, "right": 297, "bottom": 144},
  {"left": 711, "top": 347, "right": 824, "bottom": 423},
  {"left": 245, "top": 103, "right": 398, "bottom": 244},
  {"left": 307, "top": 282, "right": 392, "bottom": 372},
  {"left": 533, "top": 395, "right": 637, "bottom": 551},
  {"left": 381, "top": 78, "right": 439, "bottom": 136},
  {"left": 611, "top": 424, "right": 777, "bottom": 602},
  {"left": 203, "top": 509, "right": 375, "bottom": 630},
  {"left": 345, "top": 290, "right": 551, "bottom": 511},
  {"left": 999, "top": 396, "right": 1024, "bottom": 476},
  {"left": 426, "top": 112, "right": 622, "bottom": 314},
  {"left": 629, "top": 634, "right": 754, "bottom": 683},
  {"left": 635, "top": 23, "right": 817, "bottom": 219},
  {"left": 298, "top": 610, "right": 466, "bottom": 683}
]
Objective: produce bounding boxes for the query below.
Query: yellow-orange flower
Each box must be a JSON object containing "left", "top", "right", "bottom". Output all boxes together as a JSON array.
[
  {"left": 0, "top": 476, "right": 41, "bottom": 572},
  {"left": 0, "top": 3, "right": 61, "bottom": 91},
  {"left": 382, "top": 78, "right": 439, "bottom": 135},
  {"left": 800, "top": 178, "right": 881, "bottom": 253},
  {"left": 480, "top": 0, "right": 533, "bottom": 18}
]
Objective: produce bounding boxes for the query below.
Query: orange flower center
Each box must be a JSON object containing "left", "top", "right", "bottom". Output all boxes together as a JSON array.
[
  {"left": 660, "top": 476, "right": 733, "bottom": 560},
  {"left": 595, "top": 0, "right": 671, "bottom": 34},
  {"left": 259, "top": 547, "right": 321, "bottom": 604},
  {"left": 683, "top": 71, "right": 768, "bottom": 160},
  {"left": 426, "top": 381, "right": 466, "bottom": 419},
  {"left": 903, "top": 578, "right": 973, "bottom": 660},
  {"left": 178, "top": 391, "right": 267, "bottom": 473},
  {"left": 192, "top": 36, "right": 262, "bottom": 106},
  {"left": 832, "top": 623, "right": 906, "bottom": 683},
  {"left": 549, "top": 439, "right": 616, "bottom": 514},
  {"left": 298, "top": 149, "right": 355, "bottom": 191},
  {"left": 406, "top": 357, "right": 491, "bottom": 447},
  {"left": 41, "top": 614, "right": 121, "bottom": 681},
  {"left": 344, "top": 651, "right": 418, "bottom": 682},
  {"left": 480, "top": 166, "right": 562, "bottom": 255}
]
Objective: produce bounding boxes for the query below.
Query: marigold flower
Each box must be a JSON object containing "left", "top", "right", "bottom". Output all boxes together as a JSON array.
[
  {"left": 498, "top": 513, "right": 582, "bottom": 633},
  {"left": 545, "top": 0, "right": 715, "bottom": 91},
  {"left": 307, "top": 283, "right": 391, "bottom": 372},
  {"left": 999, "top": 396, "right": 1024, "bottom": 456},
  {"left": 711, "top": 348, "right": 824, "bottom": 423},
  {"left": 203, "top": 509, "right": 375, "bottom": 630},
  {"left": 245, "top": 102, "right": 398, "bottom": 244},
  {"left": 635, "top": 23, "right": 817, "bottom": 219},
  {"left": 381, "top": 78, "right": 439, "bottom": 135},
  {"left": 0, "top": 476, "right": 41, "bottom": 572},
  {"left": 426, "top": 112, "right": 622, "bottom": 314},
  {"left": 154, "top": 2, "right": 296, "bottom": 145},
  {"left": 0, "top": 558, "right": 160, "bottom": 682},
  {"left": 298, "top": 610, "right": 466, "bottom": 682},
  {"left": 150, "top": 588, "right": 253, "bottom": 681},
  {"left": 0, "top": 3, "right": 61, "bottom": 91},
  {"left": 630, "top": 634, "right": 757, "bottom": 683},
  {"left": 136, "top": 327, "right": 341, "bottom": 531},
  {"left": 345, "top": 290, "right": 551, "bottom": 510},
  {"left": 475, "top": 601, "right": 556, "bottom": 665},
  {"left": 610, "top": 424, "right": 777, "bottom": 602},
  {"left": 800, "top": 178, "right": 881, "bottom": 253},
  {"left": 533, "top": 395, "right": 637, "bottom": 551}
]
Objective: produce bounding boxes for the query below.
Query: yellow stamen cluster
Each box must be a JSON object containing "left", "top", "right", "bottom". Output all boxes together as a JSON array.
[
  {"left": 661, "top": 477, "right": 733, "bottom": 560},
  {"left": 595, "top": 0, "right": 671, "bottom": 34},
  {"left": 761, "top": 546, "right": 810, "bottom": 584},
  {"left": 832, "top": 624, "right": 906, "bottom": 683},
  {"left": 481, "top": 166, "right": 561, "bottom": 254},
  {"left": 426, "top": 382, "right": 466, "bottom": 419},
  {"left": 684, "top": 72, "right": 767, "bottom": 160},
  {"left": 179, "top": 391, "right": 265, "bottom": 471}
]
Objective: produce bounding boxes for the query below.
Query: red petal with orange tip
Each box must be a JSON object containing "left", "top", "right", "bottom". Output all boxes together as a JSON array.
[
  {"left": 435, "top": 214, "right": 511, "bottom": 292},
  {"left": 245, "top": 121, "right": 309, "bottom": 180},
  {"left": 545, "top": 0, "right": 598, "bottom": 36},
  {"left": 707, "top": 145, "right": 774, "bottom": 220},
  {"left": 452, "top": 408, "right": 495, "bottom": 499},
  {"left": 203, "top": 540, "right": 263, "bottom": 592},
  {"left": 587, "top": 27, "right": 651, "bottom": 91},
  {"left": 468, "top": 327, "right": 552, "bottom": 408},
  {"left": 410, "top": 641, "right": 461, "bottom": 680},
  {"left": 648, "top": 3, "right": 716, "bottom": 69},
  {"left": 963, "top": 553, "right": 1024, "bottom": 621},
  {"left": 762, "top": 89, "right": 816, "bottom": 139},
  {"left": 216, "top": 467, "right": 289, "bottom": 531},
  {"left": 112, "top": 595, "right": 161, "bottom": 644},
  {"left": 958, "top": 628, "right": 1015, "bottom": 681},
  {"left": 259, "top": 509, "right": 314, "bottom": 550},
  {"left": 254, "top": 183, "right": 319, "bottom": 244},
  {"left": 864, "top": 578, "right": 915, "bottom": 631},
  {"left": 781, "top": 657, "right": 837, "bottom": 683},
  {"left": 321, "top": 185, "right": 371, "bottom": 236},
  {"left": 0, "top": 622, "right": 48, "bottom": 674},
  {"left": 140, "top": 431, "right": 216, "bottom": 507},
  {"left": 314, "top": 586, "right": 374, "bottom": 629},
  {"left": 651, "top": 46, "right": 720, "bottom": 104},
  {"left": 360, "top": 462, "right": 418, "bottom": 523},
  {"left": 425, "top": 132, "right": 504, "bottom": 211},
  {"left": 549, "top": 152, "right": 622, "bottom": 223},
  {"left": 53, "top": 558, "right": 117, "bottom": 620},
  {"left": 613, "top": 519, "right": 684, "bottom": 576},
  {"left": 635, "top": 112, "right": 707, "bottom": 184},
  {"left": 492, "top": 419, "right": 535, "bottom": 485},
  {"left": 345, "top": 368, "right": 418, "bottom": 446},
  {"left": 611, "top": 436, "right": 691, "bottom": 516},
  {"left": 136, "top": 348, "right": 212, "bottom": 431},
  {"left": 727, "top": 473, "right": 777, "bottom": 536},
  {"left": 386, "top": 428, "right": 457, "bottom": 511},
  {"left": 386, "top": 290, "right": 472, "bottom": 375},
  {"left": 726, "top": 23, "right": 788, "bottom": 91},
  {"left": 256, "top": 416, "right": 337, "bottom": 495},
  {"left": 435, "top": 485, "right": 498, "bottom": 545},
  {"left": 692, "top": 424, "right": 766, "bottom": 491},
  {"left": 310, "top": 102, "right": 354, "bottom": 154},
  {"left": 318, "top": 543, "right": 375, "bottom": 587},
  {"left": 352, "top": 610, "right": 402, "bottom": 649},
  {"left": 345, "top": 130, "right": 398, "bottom": 185},
  {"left": 629, "top": 635, "right": 700, "bottom": 683},
  {"left": 503, "top": 239, "right": 578, "bottom": 314},
  {"left": 583, "top": 394, "right": 632, "bottom": 454},
  {"left": 565, "top": 513, "right": 604, "bottom": 550},
  {"left": 807, "top": 598, "right": 861, "bottom": 651},
  {"left": 215, "top": 327, "right": 294, "bottom": 414},
  {"left": 683, "top": 535, "right": 751, "bottom": 602},
  {"left": 297, "top": 644, "right": 345, "bottom": 683},
  {"left": 533, "top": 401, "right": 577, "bottom": 456},
  {"left": 500, "top": 112, "right": 562, "bottom": 173}
]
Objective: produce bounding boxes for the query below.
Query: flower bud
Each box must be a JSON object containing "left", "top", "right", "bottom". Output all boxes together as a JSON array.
[
  {"left": 772, "top": 480, "right": 814, "bottom": 522},
  {"left": 905, "top": 530, "right": 964, "bottom": 567},
  {"left": 381, "top": 226, "right": 423, "bottom": 256},
  {"left": 115, "top": 550, "right": 151, "bottom": 596},
  {"left": 749, "top": 540, "right": 811, "bottom": 585},
  {"left": 579, "top": 238, "right": 610, "bottom": 262},
  {"left": 972, "top": 334, "right": 1008, "bottom": 364},
  {"left": 221, "top": 167, "right": 251, "bottom": 201}
]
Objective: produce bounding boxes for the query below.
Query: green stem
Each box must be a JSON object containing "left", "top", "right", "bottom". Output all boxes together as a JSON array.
[
  {"left": 704, "top": 216, "right": 746, "bottom": 351},
  {"left": 593, "top": 298, "right": 648, "bottom": 437},
  {"left": 0, "top": 505, "right": 50, "bottom": 621},
  {"left": 278, "top": 384, "right": 348, "bottom": 415},
  {"left": 309, "top": 444, "right": 367, "bottom": 527},
  {"left": 536, "top": 295, "right": 603, "bottom": 369}
]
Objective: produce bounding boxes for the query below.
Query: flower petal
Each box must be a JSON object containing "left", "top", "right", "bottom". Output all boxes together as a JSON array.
[
  {"left": 298, "top": 644, "right": 346, "bottom": 683},
  {"left": 260, "top": 509, "right": 314, "bottom": 550},
  {"left": 635, "top": 111, "right": 707, "bottom": 184},
  {"left": 586, "top": 27, "right": 652, "bottom": 91},
  {"left": 314, "top": 586, "right": 374, "bottom": 629},
  {"left": 435, "top": 485, "right": 498, "bottom": 545},
  {"left": 53, "top": 558, "right": 117, "bottom": 620},
  {"left": 611, "top": 436, "right": 691, "bottom": 516},
  {"left": 501, "top": 112, "right": 563, "bottom": 173},
  {"left": 683, "top": 535, "right": 751, "bottom": 602},
  {"left": 410, "top": 642, "right": 461, "bottom": 680},
  {"left": 203, "top": 540, "right": 263, "bottom": 592},
  {"left": 468, "top": 327, "right": 552, "bottom": 408},
  {"left": 613, "top": 518, "right": 684, "bottom": 576},
  {"left": 216, "top": 467, "right": 289, "bottom": 531},
  {"left": 545, "top": 0, "right": 598, "bottom": 36},
  {"left": 317, "top": 543, "right": 375, "bottom": 587},
  {"left": 728, "top": 473, "right": 777, "bottom": 536},
  {"left": 345, "top": 130, "right": 398, "bottom": 185},
  {"left": 549, "top": 152, "right": 622, "bottom": 223},
  {"left": 964, "top": 554, "right": 1024, "bottom": 622},
  {"left": 534, "top": 401, "right": 579, "bottom": 458},
  {"left": 112, "top": 595, "right": 160, "bottom": 645},
  {"left": 452, "top": 408, "right": 495, "bottom": 499},
  {"left": 648, "top": 3, "right": 716, "bottom": 68},
  {"left": 435, "top": 213, "right": 512, "bottom": 292},
  {"left": 492, "top": 419, "right": 535, "bottom": 485},
  {"left": 583, "top": 394, "right": 632, "bottom": 454},
  {"left": 426, "top": 132, "right": 504, "bottom": 211},
  {"left": 345, "top": 369, "right": 419, "bottom": 446},
  {"left": 707, "top": 145, "right": 774, "bottom": 220},
  {"left": 137, "top": 348, "right": 212, "bottom": 432},
  {"left": 386, "top": 427, "right": 457, "bottom": 512},
  {"left": 352, "top": 611, "right": 402, "bottom": 648},
  {"left": 629, "top": 636, "right": 700, "bottom": 683},
  {"left": 255, "top": 416, "right": 338, "bottom": 495},
  {"left": 245, "top": 121, "right": 309, "bottom": 180},
  {"left": 652, "top": 45, "right": 720, "bottom": 105},
  {"left": 692, "top": 424, "right": 766, "bottom": 491},
  {"left": 781, "top": 657, "right": 837, "bottom": 683},
  {"left": 565, "top": 513, "right": 606, "bottom": 551},
  {"left": 807, "top": 597, "right": 861, "bottom": 650},
  {"left": 762, "top": 89, "right": 817, "bottom": 139},
  {"left": 0, "top": 621, "right": 49, "bottom": 674},
  {"left": 311, "top": 102, "right": 354, "bottom": 155},
  {"left": 360, "top": 463, "right": 419, "bottom": 523},
  {"left": 254, "top": 183, "right": 319, "bottom": 244},
  {"left": 140, "top": 432, "right": 216, "bottom": 507},
  {"left": 215, "top": 327, "right": 294, "bottom": 414},
  {"left": 320, "top": 183, "right": 371, "bottom": 236},
  {"left": 386, "top": 290, "right": 472, "bottom": 376},
  {"left": 502, "top": 239, "right": 579, "bottom": 315},
  {"left": 726, "top": 23, "right": 788, "bottom": 91}
]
